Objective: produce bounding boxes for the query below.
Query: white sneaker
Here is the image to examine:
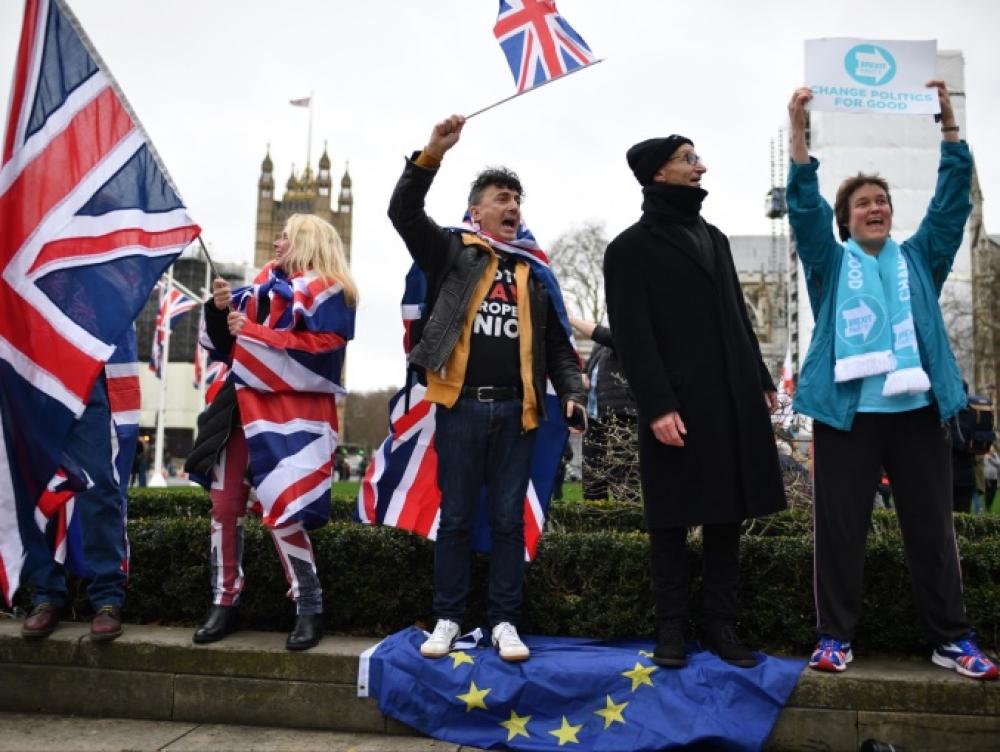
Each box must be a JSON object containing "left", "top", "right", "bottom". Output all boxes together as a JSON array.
[
  {"left": 492, "top": 622, "right": 530, "bottom": 662},
  {"left": 420, "top": 619, "right": 460, "bottom": 658}
]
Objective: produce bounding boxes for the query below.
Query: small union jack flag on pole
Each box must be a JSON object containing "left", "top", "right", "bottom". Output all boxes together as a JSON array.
[
  {"left": 150, "top": 281, "right": 197, "bottom": 378},
  {"left": 0, "top": 0, "right": 200, "bottom": 605},
  {"left": 468, "top": 1, "right": 602, "bottom": 119},
  {"left": 493, "top": 0, "right": 598, "bottom": 92}
]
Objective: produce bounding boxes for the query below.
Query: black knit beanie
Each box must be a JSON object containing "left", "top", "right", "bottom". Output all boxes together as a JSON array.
[{"left": 626, "top": 135, "right": 694, "bottom": 186}]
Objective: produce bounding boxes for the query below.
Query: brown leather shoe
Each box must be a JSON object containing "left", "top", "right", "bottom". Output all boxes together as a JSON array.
[
  {"left": 22, "top": 603, "right": 59, "bottom": 639},
  {"left": 90, "top": 605, "right": 123, "bottom": 642}
]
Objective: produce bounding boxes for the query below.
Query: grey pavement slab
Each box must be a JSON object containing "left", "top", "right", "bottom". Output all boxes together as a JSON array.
[
  {"left": 0, "top": 712, "right": 196, "bottom": 751},
  {"left": 0, "top": 712, "right": 476, "bottom": 752}
]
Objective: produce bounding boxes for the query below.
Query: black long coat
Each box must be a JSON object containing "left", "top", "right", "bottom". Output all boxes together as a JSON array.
[{"left": 604, "top": 218, "right": 786, "bottom": 528}]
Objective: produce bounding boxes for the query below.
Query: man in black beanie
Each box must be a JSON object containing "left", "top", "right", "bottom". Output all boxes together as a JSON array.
[{"left": 604, "top": 136, "right": 786, "bottom": 668}]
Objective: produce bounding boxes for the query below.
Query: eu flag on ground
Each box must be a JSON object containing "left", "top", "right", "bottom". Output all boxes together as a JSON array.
[
  {"left": 493, "top": 0, "right": 598, "bottom": 92},
  {"left": 0, "top": 0, "right": 200, "bottom": 605},
  {"left": 364, "top": 627, "right": 805, "bottom": 751}
]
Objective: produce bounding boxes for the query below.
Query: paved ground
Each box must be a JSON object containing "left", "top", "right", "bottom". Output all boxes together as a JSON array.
[{"left": 0, "top": 712, "right": 480, "bottom": 752}]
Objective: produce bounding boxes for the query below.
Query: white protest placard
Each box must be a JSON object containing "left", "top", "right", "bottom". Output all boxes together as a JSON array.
[{"left": 804, "top": 38, "right": 940, "bottom": 116}]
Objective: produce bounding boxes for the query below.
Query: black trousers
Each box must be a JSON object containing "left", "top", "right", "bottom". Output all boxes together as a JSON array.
[
  {"left": 649, "top": 523, "right": 740, "bottom": 623},
  {"left": 813, "top": 407, "right": 969, "bottom": 643}
]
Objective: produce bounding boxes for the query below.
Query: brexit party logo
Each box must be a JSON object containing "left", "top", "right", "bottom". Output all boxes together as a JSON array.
[
  {"left": 837, "top": 295, "right": 886, "bottom": 348},
  {"left": 844, "top": 44, "right": 897, "bottom": 86}
]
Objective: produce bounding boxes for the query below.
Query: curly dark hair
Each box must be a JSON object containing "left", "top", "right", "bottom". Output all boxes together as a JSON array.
[
  {"left": 468, "top": 167, "right": 524, "bottom": 207},
  {"left": 834, "top": 173, "right": 892, "bottom": 241}
]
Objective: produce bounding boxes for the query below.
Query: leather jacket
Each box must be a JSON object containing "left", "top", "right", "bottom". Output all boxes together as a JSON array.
[{"left": 388, "top": 155, "right": 584, "bottom": 419}]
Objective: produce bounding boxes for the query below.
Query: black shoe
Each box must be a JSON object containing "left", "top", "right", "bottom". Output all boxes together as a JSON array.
[
  {"left": 652, "top": 620, "right": 687, "bottom": 668},
  {"left": 192, "top": 605, "right": 239, "bottom": 644},
  {"left": 701, "top": 620, "right": 759, "bottom": 668},
  {"left": 286, "top": 613, "right": 324, "bottom": 651}
]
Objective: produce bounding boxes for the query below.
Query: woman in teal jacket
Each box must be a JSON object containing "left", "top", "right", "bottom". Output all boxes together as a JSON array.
[{"left": 787, "top": 82, "right": 996, "bottom": 681}]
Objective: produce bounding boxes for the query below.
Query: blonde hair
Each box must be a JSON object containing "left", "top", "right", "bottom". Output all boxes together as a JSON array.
[{"left": 282, "top": 213, "right": 358, "bottom": 307}]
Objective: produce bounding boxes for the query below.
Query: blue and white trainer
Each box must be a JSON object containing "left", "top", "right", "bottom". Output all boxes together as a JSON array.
[
  {"left": 809, "top": 636, "right": 853, "bottom": 673},
  {"left": 932, "top": 635, "right": 999, "bottom": 680}
]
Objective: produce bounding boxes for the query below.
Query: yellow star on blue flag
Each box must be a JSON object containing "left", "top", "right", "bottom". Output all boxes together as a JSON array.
[
  {"left": 548, "top": 715, "right": 583, "bottom": 746},
  {"left": 594, "top": 694, "right": 629, "bottom": 729},
  {"left": 456, "top": 681, "right": 490, "bottom": 712},
  {"left": 499, "top": 709, "right": 532, "bottom": 741},
  {"left": 621, "top": 662, "right": 658, "bottom": 692},
  {"left": 449, "top": 650, "right": 474, "bottom": 669}
]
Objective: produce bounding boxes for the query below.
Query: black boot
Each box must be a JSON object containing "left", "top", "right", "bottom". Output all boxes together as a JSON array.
[
  {"left": 192, "top": 605, "right": 239, "bottom": 644},
  {"left": 286, "top": 613, "right": 324, "bottom": 651},
  {"left": 701, "top": 620, "right": 759, "bottom": 668},
  {"left": 652, "top": 620, "right": 687, "bottom": 668}
]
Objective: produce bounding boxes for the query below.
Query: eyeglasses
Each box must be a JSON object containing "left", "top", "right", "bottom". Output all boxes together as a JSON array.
[{"left": 669, "top": 152, "right": 703, "bottom": 166}]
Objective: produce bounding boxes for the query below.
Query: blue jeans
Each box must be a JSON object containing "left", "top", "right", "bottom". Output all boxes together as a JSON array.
[
  {"left": 433, "top": 396, "right": 536, "bottom": 627},
  {"left": 25, "top": 376, "right": 127, "bottom": 610}
]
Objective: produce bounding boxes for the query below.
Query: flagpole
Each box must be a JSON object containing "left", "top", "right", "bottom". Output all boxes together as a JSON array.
[
  {"left": 307, "top": 90, "right": 314, "bottom": 172},
  {"left": 465, "top": 59, "right": 605, "bottom": 119},
  {"left": 198, "top": 251, "right": 212, "bottom": 395},
  {"left": 197, "top": 236, "right": 220, "bottom": 281},
  {"left": 149, "top": 266, "right": 174, "bottom": 488}
]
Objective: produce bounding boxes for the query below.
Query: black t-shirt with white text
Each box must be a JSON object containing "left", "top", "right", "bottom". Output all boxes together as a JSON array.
[{"left": 464, "top": 253, "right": 521, "bottom": 388}]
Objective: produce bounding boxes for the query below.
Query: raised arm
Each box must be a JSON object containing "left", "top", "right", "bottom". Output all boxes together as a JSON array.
[
  {"left": 387, "top": 115, "right": 467, "bottom": 275},
  {"left": 786, "top": 88, "right": 842, "bottom": 310},
  {"left": 904, "top": 81, "right": 973, "bottom": 290}
]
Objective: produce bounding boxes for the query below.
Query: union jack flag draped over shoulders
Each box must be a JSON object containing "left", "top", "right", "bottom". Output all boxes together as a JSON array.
[
  {"left": 150, "top": 280, "right": 196, "bottom": 377},
  {"left": 193, "top": 262, "right": 354, "bottom": 529},
  {"left": 0, "top": 0, "right": 200, "bottom": 604},
  {"left": 35, "top": 326, "right": 139, "bottom": 577},
  {"left": 493, "top": 0, "right": 598, "bottom": 93},
  {"left": 357, "top": 218, "right": 576, "bottom": 560}
]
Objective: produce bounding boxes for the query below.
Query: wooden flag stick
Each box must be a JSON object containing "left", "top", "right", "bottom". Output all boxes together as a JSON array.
[{"left": 466, "top": 58, "right": 605, "bottom": 119}]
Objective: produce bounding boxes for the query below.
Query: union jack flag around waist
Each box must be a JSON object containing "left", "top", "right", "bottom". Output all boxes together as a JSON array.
[{"left": 0, "top": 0, "right": 200, "bottom": 604}]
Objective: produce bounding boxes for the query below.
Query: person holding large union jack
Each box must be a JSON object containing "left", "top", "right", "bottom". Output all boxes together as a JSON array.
[
  {"left": 184, "top": 214, "right": 357, "bottom": 651},
  {"left": 388, "top": 115, "right": 586, "bottom": 663}
]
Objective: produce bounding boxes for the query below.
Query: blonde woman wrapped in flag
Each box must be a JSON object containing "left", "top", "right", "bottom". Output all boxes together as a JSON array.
[{"left": 184, "top": 215, "right": 357, "bottom": 651}]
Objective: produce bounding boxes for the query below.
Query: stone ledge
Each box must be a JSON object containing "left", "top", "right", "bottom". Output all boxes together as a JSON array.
[{"left": 2, "top": 621, "right": 999, "bottom": 751}]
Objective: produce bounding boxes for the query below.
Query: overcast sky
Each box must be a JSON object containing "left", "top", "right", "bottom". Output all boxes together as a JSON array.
[{"left": 3, "top": 0, "right": 998, "bottom": 390}]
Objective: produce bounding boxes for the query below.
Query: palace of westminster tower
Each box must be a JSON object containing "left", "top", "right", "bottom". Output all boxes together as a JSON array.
[{"left": 254, "top": 143, "right": 353, "bottom": 269}]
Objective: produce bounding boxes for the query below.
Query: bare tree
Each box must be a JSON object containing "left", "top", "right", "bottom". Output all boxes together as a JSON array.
[
  {"left": 342, "top": 387, "right": 400, "bottom": 451},
  {"left": 549, "top": 221, "right": 608, "bottom": 323},
  {"left": 940, "top": 281, "right": 975, "bottom": 383}
]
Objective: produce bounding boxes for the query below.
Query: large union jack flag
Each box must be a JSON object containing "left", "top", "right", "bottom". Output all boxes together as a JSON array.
[
  {"left": 35, "top": 327, "right": 139, "bottom": 578},
  {"left": 0, "top": 0, "right": 200, "bottom": 604},
  {"left": 357, "top": 219, "right": 575, "bottom": 561},
  {"left": 150, "top": 281, "right": 196, "bottom": 377},
  {"left": 493, "top": 0, "right": 598, "bottom": 93}
]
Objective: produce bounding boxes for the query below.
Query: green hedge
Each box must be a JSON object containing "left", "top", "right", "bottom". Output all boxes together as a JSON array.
[
  {"left": 127, "top": 487, "right": 1000, "bottom": 541},
  {"left": 62, "top": 519, "right": 995, "bottom": 655}
]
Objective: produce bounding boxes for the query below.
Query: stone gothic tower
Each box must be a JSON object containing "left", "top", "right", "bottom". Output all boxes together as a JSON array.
[{"left": 254, "top": 142, "right": 353, "bottom": 270}]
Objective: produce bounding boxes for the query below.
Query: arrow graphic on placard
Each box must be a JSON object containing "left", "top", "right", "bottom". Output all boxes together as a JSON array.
[
  {"left": 855, "top": 48, "right": 892, "bottom": 85},
  {"left": 842, "top": 299, "right": 877, "bottom": 340}
]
